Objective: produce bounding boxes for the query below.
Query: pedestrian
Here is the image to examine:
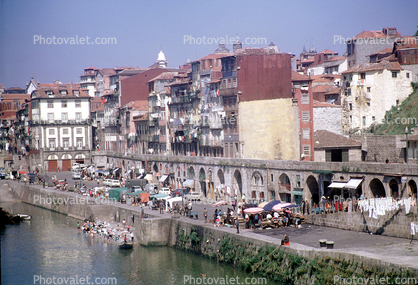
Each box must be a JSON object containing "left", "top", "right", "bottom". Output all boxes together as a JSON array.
[
  {"left": 236, "top": 217, "right": 240, "bottom": 234},
  {"left": 302, "top": 200, "right": 306, "bottom": 215},
  {"left": 232, "top": 199, "right": 236, "bottom": 211},
  {"left": 203, "top": 208, "right": 208, "bottom": 223},
  {"left": 281, "top": 234, "right": 289, "bottom": 245},
  {"left": 160, "top": 201, "right": 163, "bottom": 214},
  {"left": 306, "top": 200, "right": 310, "bottom": 215},
  {"left": 77, "top": 222, "right": 80, "bottom": 229},
  {"left": 213, "top": 208, "right": 218, "bottom": 223}
]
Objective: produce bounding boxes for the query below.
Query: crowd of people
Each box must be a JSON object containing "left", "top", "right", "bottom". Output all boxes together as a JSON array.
[{"left": 78, "top": 218, "right": 134, "bottom": 243}]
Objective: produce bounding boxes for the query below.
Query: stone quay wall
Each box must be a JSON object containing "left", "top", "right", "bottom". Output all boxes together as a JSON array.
[
  {"left": 304, "top": 207, "right": 418, "bottom": 239},
  {"left": 7, "top": 182, "right": 418, "bottom": 278}
]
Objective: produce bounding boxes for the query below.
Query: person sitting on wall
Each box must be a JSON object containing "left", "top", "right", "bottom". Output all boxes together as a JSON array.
[{"left": 281, "top": 234, "right": 290, "bottom": 246}]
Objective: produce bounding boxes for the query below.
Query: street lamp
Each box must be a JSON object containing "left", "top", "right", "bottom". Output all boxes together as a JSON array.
[{"left": 405, "top": 126, "right": 409, "bottom": 163}]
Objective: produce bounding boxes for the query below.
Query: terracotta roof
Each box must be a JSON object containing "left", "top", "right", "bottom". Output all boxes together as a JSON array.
[
  {"left": 99, "top": 68, "right": 117, "bottom": 76},
  {"left": 326, "top": 55, "right": 347, "bottom": 62},
  {"left": 191, "top": 53, "right": 232, "bottom": 63},
  {"left": 31, "top": 86, "right": 90, "bottom": 98},
  {"left": 84, "top": 66, "right": 99, "bottom": 70},
  {"left": 133, "top": 112, "right": 148, "bottom": 121},
  {"left": 1, "top": 94, "right": 30, "bottom": 101},
  {"left": 0, "top": 84, "right": 5, "bottom": 88},
  {"left": 324, "top": 87, "right": 341, "bottom": 95},
  {"left": 351, "top": 28, "right": 402, "bottom": 40},
  {"left": 312, "top": 85, "right": 336, "bottom": 93},
  {"left": 342, "top": 60, "right": 403, "bottom": 74},
  {"left": 292, "top": 71, "right": 311, "bottom": 81},
  {"left": 319, "top": 49, "right": 338, "bottom": 55},
  {"left": 147, "top": 72, "right": 177, "bottom": 83},
  {"left": 368, "top": 48, "right": 393, "bottom": 57},
  {"left": 313, "top": 100, "right": 341, "bottom": 108},
  {"left": 123, "top": 100, "right": 148, "bottom": 111},
  {"left": 314, "top": 130, "right": 361, "bottom": 148},
  {"left": 395, "top": 37, "right": 418, "bottom": 50}
]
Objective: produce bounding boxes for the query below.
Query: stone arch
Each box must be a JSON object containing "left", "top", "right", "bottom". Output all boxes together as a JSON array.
[
  {"left": 233, "top": 169, "right": 243, "bottom": 199},
  {"left": 369, "top": 178, "right": 386, "bottom": 198},
  {"left": 217, "top": 169, "right": 225, "bottom": 185},
  {"left": 389, "top": 178, "right": 399, "bottom": 199},
  {"left": 153, "top": 163, "right": 159, "bottom": 173},
  {"left": 61, "top": 154, "right": 72, "bottom": 159},
  {"left": 408, "top": 180, "right": 417, "bottom": 199},
  {"left": 47, "top": 154, "right": 59, "bottom": 160},
  {"left": 188, "top": 166, "right": 195, "bottom": 178},
  {"left": 164, "top": 164, "right": 169, "bottom": 174},
  {"left": 251, "top": 171, "right": 263, "bottom": 186},
  {"left": 306, "top": 175, "right": 319, "bottom": 205},
  {"left": 199, "top": 168, "right": 207, "bottom": 197}
]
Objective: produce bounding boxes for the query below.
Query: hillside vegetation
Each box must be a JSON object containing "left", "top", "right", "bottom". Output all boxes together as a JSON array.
[{"left": 370, "top": 83, "right": 418, "bottom": 135}]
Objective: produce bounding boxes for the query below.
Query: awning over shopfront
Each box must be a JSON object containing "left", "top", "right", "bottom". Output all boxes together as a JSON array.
[
  {"left": 124, "top": 169, "right": 132, "bottom": 177},
  {"left": 159, "top": 175, "right": 169, "bottom": 183},
  {"left": 144, "top": 174, "right": 153, "bottom": 182},
  {"left": 328, "top": 182, "right": 347, "bottom": 189},
  {"left": 292, "top": 190, "right": 303, "bottom": 196},
  {"left": 312, "top": 170, "right": 333, "bottom": 174},
  {"left": 345, "top": 178, "right": 363, "bottom": 189},
  {"left": 183, "top": 179, "right": 195, "bottom": 188},
  {"left": 113, "top": 168, "right": 120, "bottom": 174}
]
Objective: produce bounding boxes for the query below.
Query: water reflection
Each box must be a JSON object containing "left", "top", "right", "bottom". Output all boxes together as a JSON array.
[{"left": 1, "top": 202, "right": 255, "bottom": 285}]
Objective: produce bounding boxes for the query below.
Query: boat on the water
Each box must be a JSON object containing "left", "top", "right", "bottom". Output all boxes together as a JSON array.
[
  {"left": 17, "top": 214, "right": 31, "bottom": 221},
  {"left": 118, "top": 241, "right": 133, "bottom": 250}
]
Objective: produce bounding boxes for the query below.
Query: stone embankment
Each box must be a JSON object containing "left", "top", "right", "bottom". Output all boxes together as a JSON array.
[{"left": 6, "top": 182, "right": 418, "bottom": 282}]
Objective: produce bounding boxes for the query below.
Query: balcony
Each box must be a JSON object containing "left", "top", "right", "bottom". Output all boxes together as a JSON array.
[
  {"left": 210, "top": 140, "right": 224, "bottom": 147},
  {"left": 149, "top": 135, "right": 159, "bottom": 142},
  {"left": 30, "top": 119, "right": 90, "bottom": 126},
  {"left": 199, "top": 137, "right": 210, "bottom": 146},
  {"left": 159, "top": 135, "right": 167, "bottom": 143},
  {"left": 219, "top": 88, "right": 237, "bottom": 97},
  {"left": 209, "top": 119, "right": 223, "bottom": 129},
  {"left": 139, "top": 134, "right": 149, "bottom": 141},
  {"left": 158, "top": 119, "right": 166, "bottom": 127}
]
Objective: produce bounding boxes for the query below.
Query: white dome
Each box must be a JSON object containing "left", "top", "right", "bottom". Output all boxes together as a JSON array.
[{"left": 157, "top": 51, "right": 166, "bottom": 61}]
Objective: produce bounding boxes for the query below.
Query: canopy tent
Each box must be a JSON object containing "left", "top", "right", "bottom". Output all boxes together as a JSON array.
[
  {"left": 166, "top": 197, "right": 184, "bottom": 208},
  {"left": 144, "top": 174, "right": 153, "bottom": 182},
  {"left": 95, "top": 170, "right": 109, "bottom": 176},
  {"left": 258, "top": 201, "right": 269, "bottom": 208},
  {"left": 263, "top": 200, "right": 281, "bottom": 211},
  {"left": 328, "top": 182, "right": 347, "bottom": 188},
  {"left": 273, "top": 203, "right": 296, "bottom": 211},
  {"left": 124, "top": 169, "right": 132, "bottom": 177},
  {"left": 243, "top": 207, "right": 264, "bottom": 214},
  {"left": 159, "top": 175, "right": 169, "bottom": 183},
  {"left": 212, "top": 200, "right": 228, "bottom": 207},
  {"left": 345, "top": 178, "right": 363, "bottom": 189},
  {"left": 150, "top": 193, "right": 170, "bottom": 200},
  {"left": 127, "top": 191, "right": 147, "bottom": 196},
  {"left": 183, "top": 179, "right": 195, "bottom": 188},
  {"left": 108, "top": 188, "right": 128, "bottom": 202}
]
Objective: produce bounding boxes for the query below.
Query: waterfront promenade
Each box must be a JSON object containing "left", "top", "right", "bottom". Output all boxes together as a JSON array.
[{"left": 3, "top": 179, "right": 418, "bottom": 275}]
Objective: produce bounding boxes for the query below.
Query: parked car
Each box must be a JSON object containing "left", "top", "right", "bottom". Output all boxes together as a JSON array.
[
  {"left": 172, "top": 188, "right": 187, "bottom": 197},
  {"left": 159, "top": 187, "right": 171, "bottom": 195},
  {"left": 184, "top": 191, "right": 202, "bottom": 201},
  {"left": 103, "top": 179, "right": 121, "bottom": 187},
  {"left": 0, "top": 168, "right": 7, "bottom": 179}
]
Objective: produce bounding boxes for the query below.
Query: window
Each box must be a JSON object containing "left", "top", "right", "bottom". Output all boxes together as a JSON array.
[
  {"left": 302, "top": 128, "right": 310, "bottom": 140},
  {"left": 271, "top": 174, "right": 273, "bottom": 182},
  {"left": 61, "top": 90, "right": 67, "bottom": 96},
  {"left": 76, "top": 112, "right": 82, "bottom": 120},
  {"left": 49, "top": 139, "right": 56, "bottom": 149},
  {"left": 63, "top": 138, "right": 69, "bottom": 149},
  {"left": 407, "top": 73, "right": 410, "bottom": 79},
  {"left": 48, "top": 113, "right": 54, "bottom": 122},
  {"left": 74, "top": 90, "right": 80, "bottom": 96},
  {"left": 75, "top": 100, "right": 81, "bottom": 107},
  {"left": 49, "top": 129, "right": 55, "bottom": 135},
  {"left": 76, "top": 128, "right": 82, "bottom": 134},
  {"left": 301, "top": 94, "right": 309, "bottom": 104},
  {"left": 360, "top": 73, "right": 366, "bottom": 80},
  {"left": 302, "top": 145, "right": 311, "bottom": 156},
  {"left": 372, "top": 116, "right": 375, "bottom": 121},
  {"left": 347, "top": 88, "right": 351, "bottom": 96},
  {"left": 367, "top": 102, "right": 370, "bottom": 106},
  {"left": 62, "top": 100, "right": 67, "bottom": 108},
  {"left": 47, "top": 100, "right": 54, "bottom": 108},
  {"left": 63, "top": 128, "right": 69, "bottom": 135},
  {"left": 363, "top": 116, "right": 366, "bottom": 126},
  {"left": 367, "top": 87, "right": 371, "bottom": 92},
  {"left": 76, "top": 138, "right": 83, "bottom": 148},
  {"left": 392, "top": 72, "right": 397, "bottom": 78},
  {"left": 62, "top": 113, "right": 68, "bottom": 121},
  {"left": 47, "top": 91, "right": 54, "bottom": 97},
  {"left": 396, "top": 100, "right": 399, "bottom": 106},
  {"left": 350, "top": 115, "right": 352, "bottom": 123},
  {"left": 301, "top": 111, "right": 309, "bottom": 122},
  {"left": 296, "top": 174, "right": 301, "bottom": 188},
  {"left": 349, "top": 103, "right": 352, "bottom": 111}
]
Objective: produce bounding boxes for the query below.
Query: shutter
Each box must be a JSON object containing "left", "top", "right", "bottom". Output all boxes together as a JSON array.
[
  {"left": 326, "top": 150, "right": 332, "bottom": 162},
  {"left": 342, "top": 149, "right": 349, "bottom": 162}
]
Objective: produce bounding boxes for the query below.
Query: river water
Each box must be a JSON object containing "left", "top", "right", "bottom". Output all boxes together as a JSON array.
[{"left": 1, "top": 202, "right": 264, "bottom": 285}]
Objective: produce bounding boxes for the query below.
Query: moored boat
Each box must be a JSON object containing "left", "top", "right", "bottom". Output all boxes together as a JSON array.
[
  {"left": 17, "top": 214, "right": 32, "bottom": 221},
  {"left": 118, "top": 241, "right": 133, "bottom": 250}
]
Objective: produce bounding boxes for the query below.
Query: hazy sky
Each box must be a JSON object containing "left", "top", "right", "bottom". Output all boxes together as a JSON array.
[{"left": 0, "top": 0, "right": 416, "bottom": 88}]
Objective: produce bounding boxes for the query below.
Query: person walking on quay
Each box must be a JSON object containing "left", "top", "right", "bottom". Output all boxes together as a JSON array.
[
  {"left": 213, "top": 208, "right": 218, "bottom": 223},
  {"left": 306, "top": 200, "right": 310, "bottom": 215},
  {"left": 302, "top": 200, "right": 306, "bottom": 215},
  {"left": 236, "top": 217, "right": 240, "bottom": 234},
  {"left": 159, "top": 201, "right": 163, "bottom": 214},
  {"left": 203, "top": 208, "right": 208, "bottom": 223}
]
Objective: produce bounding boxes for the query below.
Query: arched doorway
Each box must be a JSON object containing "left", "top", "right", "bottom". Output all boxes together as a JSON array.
[
  {"left": 306, "top": 175, "right": 319, "bottom": 206},
  {"left": 199, "top": 168, "right": 207, "bottom": 197},
  {"left": 251, "top": 171, "right": 264, "bottom": 201},
  {"left": 408, "top": 180, "right": 417, "bottom": 199},
  {"left": 279, "top": 173, "right": 291, "bottom": 203},
  {"left": 369, "top": 178, "right": 386, "bottom": 198},
  {"left": 217, "top": 169, "right": 225, "bottom": 185},
  {"left": 188, "top": 166, "right": 195, "bottom": 179},
  {"left": 233, "top": 170, "right": 243, "bottom": 200},
  {"left": 389, "top": 179, "right": 399, "bottom": 199}
]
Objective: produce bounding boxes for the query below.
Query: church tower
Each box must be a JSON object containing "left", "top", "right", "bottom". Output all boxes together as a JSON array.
[{"left": 156, "top": 51, "right": 167, "bottom": 68}]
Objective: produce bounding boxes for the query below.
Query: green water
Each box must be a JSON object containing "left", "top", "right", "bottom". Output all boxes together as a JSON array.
[{"left": 1, "top": 202, "right": 271, "bottom": 284}]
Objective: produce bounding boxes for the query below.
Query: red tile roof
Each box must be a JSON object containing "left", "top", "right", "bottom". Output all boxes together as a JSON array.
[
  {"left": 147, "top": 72, "right": 177, "bottom": 83},
  {"left": 123, "top": 100, "right": 148, "bottom": 111},
  {"left": 342, "top": 60, "right": 403, "bottom": 74},
  {"left": 351, "top": 28, "right": 402, "bottom": 40},
  {"left": 99, "top": 68, "right": 117, "bottom": 76},
  {"left": 319, "top": 49, "right": 338, "bottom": 55},
  {"left": 314, "top": 130, "right": 361, "bottom": 148},
  {"left": 191, "top": 53, "right": 232, "bottom": 63},
  {"left": 84, "top": 66, "right": 99, "bottom": 70},
  {"left": 324, "top": 87, "right": 341, "bottom": 95},
  {"left": 292, "top": 71, "right": 311, "bottom": 81},
  {"left": 312, "top": 85, "right": 336, "bottom": 93},
  {"left": 313, "top": 100, "right": 341, "bottom": 108},
  {"left": 32, "top": 86, "right": 90, "bottom": 98}
]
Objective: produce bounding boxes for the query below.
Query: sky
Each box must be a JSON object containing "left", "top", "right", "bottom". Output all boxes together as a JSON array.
[{"left": 0, "top": 0, "right": 417, "bottom": 89}]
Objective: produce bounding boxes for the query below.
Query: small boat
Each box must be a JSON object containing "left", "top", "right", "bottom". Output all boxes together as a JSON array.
[
  {"left": 17, "top": 214, "right": 32, "bottom": 221},
  {"left": 118, "top": 241, "right": 133, "bottom": 250}
]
